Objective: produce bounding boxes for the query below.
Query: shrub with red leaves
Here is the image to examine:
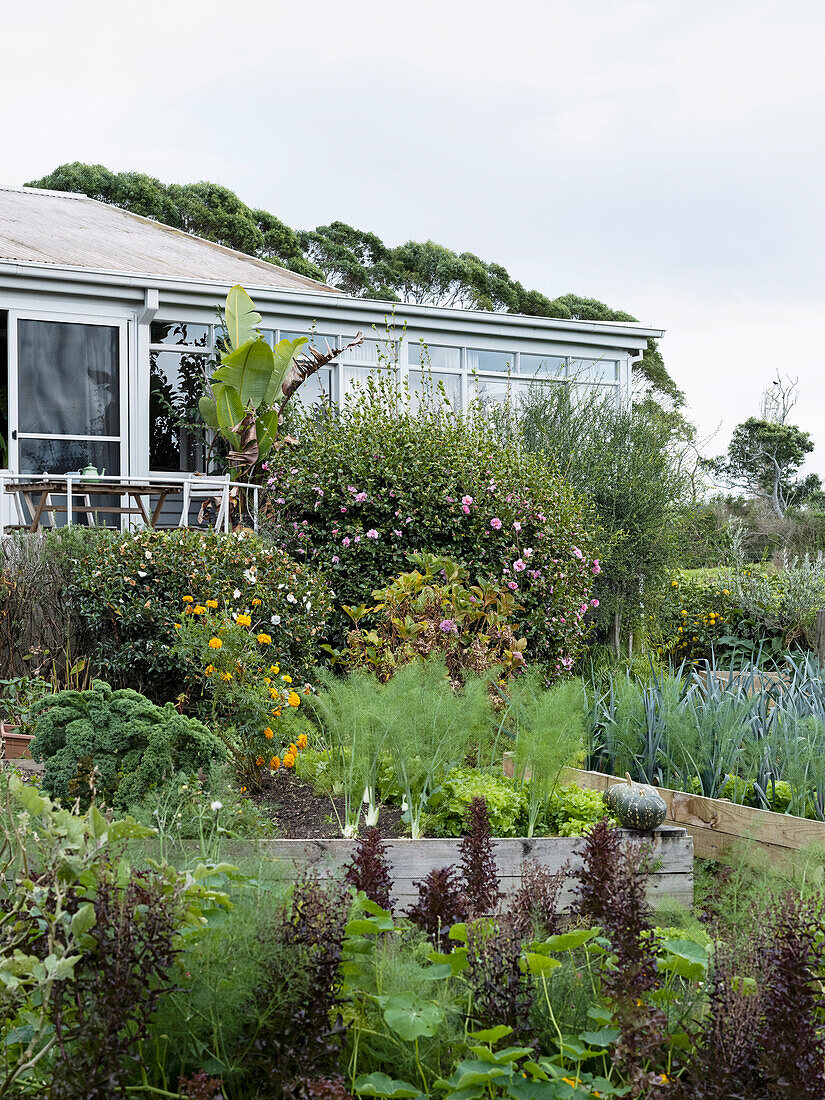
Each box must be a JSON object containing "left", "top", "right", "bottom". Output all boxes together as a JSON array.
[
  {"left": 407, "top": 865, "right": 467, "bottom": 946},
  {"left": 343, "top": 827, "right": 395, "bottom": 912},
  {"left": 459, "top": 796, "right": 503, "bottom": 918}
]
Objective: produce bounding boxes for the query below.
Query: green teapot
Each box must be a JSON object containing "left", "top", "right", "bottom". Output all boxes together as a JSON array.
[{"left": 78, "top": 464, "right": 105, "bottom": 481}]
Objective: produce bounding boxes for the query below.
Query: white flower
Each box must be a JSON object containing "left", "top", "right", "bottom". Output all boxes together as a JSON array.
[
  {"left": 286, "top": 593, "right": 297, "bottom": 604},
  {"left": 138, "top": 570, "right": 147, "bottom": 578},
  {"left": 210, "top": 800, "right": 223, "bottom": 812},
  {"left": 243, "top": 568, "right": 257, "bottom": 584},
  {"left": 144, "top": 551, "right": 152, "bottom": 560},
  {"left": 271, "top": 614, "right": 281, "bottom": 626},
  {"left": 233, "top": 588, "right": 241, "bottom": 599}
]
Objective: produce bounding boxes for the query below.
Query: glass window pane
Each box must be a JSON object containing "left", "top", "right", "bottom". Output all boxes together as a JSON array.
[
  {"left": 150, "top": 351, "right": 209, "bottom": 472},
  {"left": 520, "top": 353, "right": 567, "bottom": 378},
  {"left": 471, "top": 378, "right": 512, "bottom": 406},
  {"left": 408, "top": 370, "right": 461, "bottom": 407},
  {"left": 342, "top": 337, "right": 400, "bottom": 366},
  {"left": 19, "top": 437, "right": 121, "bottom": 477},
  {"left": 569, "top": 358, "right": 618, "bottom": 383},
  {"left": 18, "top": 320, "right": 120, "bottom": 437},
  {"left": 466, "top": 349, "right": 513, "bottom": 373},
  {"left": 295, "top": 368, "right": 334, "bottom": 407},
  {"left": 408, "top": 342, "right": 461, "bottom": 371},
  {"left": 280, "top": 330, "right": 338, "bottom": 352},
  {"left": 151, "top": 321, "right": 211, "bottom": 347}
]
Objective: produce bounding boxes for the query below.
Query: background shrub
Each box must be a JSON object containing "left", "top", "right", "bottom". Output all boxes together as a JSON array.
[
  {"left": 30, "top": 680, "right": 225, "bottom": 810},
  {"left": 264, "top": 379, "right": 597, "bottom": 673},
  {"left": 67, "top": 527, "right": 331, "bottom": 701}
]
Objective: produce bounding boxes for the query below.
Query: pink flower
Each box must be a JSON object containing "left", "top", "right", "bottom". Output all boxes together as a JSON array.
[
  {"left": 513, "top": 521, "right": 521, "bottom": 532},
  {"left": 347, "top": 485, "right": 356, "bottom": 493},
  {"left": 461, "top": 495, "right": 473, "bottom": 506},
  {"left": 462, "top": 505, "right": 470, "bottom": 515},
  {"left": 591, "top": 598, "right": 600, "bottom": 607},
  {"left": 355, "top": 492, "right": 367, "bottom": 503},
  {"left": 342, "top": 537, "right": 350, "bottom": 547},
  {"left": 490, "top": 517, "right": 503, "bottom": 530},
  {"left": 340, "top": 506, "right": 347, "bottom": 513},
  {"left": 366, "top": 529, "right": 378, "bottom": 540},
  {"left": 508, "top": 581, "right": 518, "bottom": 591},
  {"left": 331, "top": 555, "right": 340, "bottom": 564},
  {"left": 438, "top": 619, "right": 457, "bottom": 633},
  {"left": 513, "top": 559, "right": 526, "bottom": 572},
  {"left": 592, "top": 561, "right": 602, "bottom": 574},
  {"left": 354, "top": 535, "right": 361, "bottom": 543},
  {"left": 572, "top": 546, "right": 583, "bottom": 559},
  {"left": 393, "top": 529, "right": 402, "bottom": 537}
]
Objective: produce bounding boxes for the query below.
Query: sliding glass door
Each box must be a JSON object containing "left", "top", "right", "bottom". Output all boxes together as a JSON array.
[{"left": 7, "top": 312, "right": 127, "bottom": 477}]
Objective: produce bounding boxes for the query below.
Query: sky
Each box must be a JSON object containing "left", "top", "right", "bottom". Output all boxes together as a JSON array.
[{"left": 3, "top": 0, "right": 825, "bottom": 478}]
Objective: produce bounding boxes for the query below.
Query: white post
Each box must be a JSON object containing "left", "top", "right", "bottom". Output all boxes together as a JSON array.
[{"left": 66, "top": 475, "right": 74, "bottom": 527}]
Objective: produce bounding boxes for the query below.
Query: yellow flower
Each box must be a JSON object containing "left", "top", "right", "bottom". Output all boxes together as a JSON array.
[
  {"left": 236, "top": 613, "right": 252, "bottom": 627},
  {"left": 221, "top": 671, "right": 232, "bottom": 681},
  {"left": 272, "top": 708, "right": 282, "bottom": 718},
  {"left": 192, "top": 605, "right": 207, "bottom": 615},
  {"left": 270, "top": 755, "right": 280, "bottom": 770},
  {"left": 281, "top": 673, "right": 292, "bottom": 683},
  {"left": 264, "top": 676, "right": 272, "bottom": 685},
  {"left": 288, "top": 691, "right": 301, "bottom": 708},
  {"left": 204, "top": 664, "right": 215, "bottom": 676},
  {"left": 270, "top": 664, "right": 280, "bottom": 674},
  {"left": 206, "top": 599, "right": 218, "bottom": 609},
  {"left": 671, "top": 580, "right": 678, "bottom": 587},
  {"left": 283, "top": 752, "right": 296, "bottom": 768},
  {"left": 257, "top": 633, "right": 272, "bottom": 645},
  {"left": 208, "top": 637, "right": 223, "bottom": 649},
  {"left": 723, "top": 589, "right": 730, "bottom": 596},
  {"left": 173, "top": 623, "right": 182, "bottom": 630},
  {"left": 287, "top": 743, "right": 298, "bottom": 757},
  {"left": 269, "top": 688, "right": 280, "bottom": 700},
  {"left": 182, "top": 595, "right": 194, "bottom": 603},
  {"left": 251, "top": 597, "right": 261, "bottom": 606},
  {"left": 255, "top": 755, "right": 264, "bottom": 766},
  {"left": 297, "top": 733, "right": 308, "bottom": 749},
  {"left": 264, "top": 727, "right": 274, "bottom": 739}
]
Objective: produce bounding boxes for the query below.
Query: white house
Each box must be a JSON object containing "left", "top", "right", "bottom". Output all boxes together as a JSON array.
[{"left": 0, "top": 184, "right": 663, "bottom": 526}]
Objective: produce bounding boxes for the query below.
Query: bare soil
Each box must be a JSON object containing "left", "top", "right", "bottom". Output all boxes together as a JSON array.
[{"left": 250, "top": 770, "right": 407, "bottom": 839}]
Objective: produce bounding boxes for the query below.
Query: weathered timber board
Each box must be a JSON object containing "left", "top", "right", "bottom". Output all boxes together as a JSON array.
[
  {"left": 259, "top": 830, "right": 693, "bottom": 910},
  {"left": 558, "top": 767, "right": 825, "bottom": 872}
]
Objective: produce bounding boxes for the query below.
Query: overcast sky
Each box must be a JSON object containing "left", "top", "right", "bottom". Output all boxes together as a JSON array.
[{"left": 3, "top": 0, "right": 824, "bottom": 478}]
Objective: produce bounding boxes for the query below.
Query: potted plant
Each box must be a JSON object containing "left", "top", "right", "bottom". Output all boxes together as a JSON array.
[{"left": 1, "top": 676, "right": 50, "bottom": 760}]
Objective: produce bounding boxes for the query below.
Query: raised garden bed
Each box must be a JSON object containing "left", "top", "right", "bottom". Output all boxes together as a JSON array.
[
  {"left": 1, "top": 723, "right": 32, "bottom": 760},
  {"left": 260, "top": 825, "right": 694, "bottom": 910}
]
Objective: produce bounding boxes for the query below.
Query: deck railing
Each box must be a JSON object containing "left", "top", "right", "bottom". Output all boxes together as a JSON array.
[{"left": 0, "top": 472, "right": 261, "bottom": 534}]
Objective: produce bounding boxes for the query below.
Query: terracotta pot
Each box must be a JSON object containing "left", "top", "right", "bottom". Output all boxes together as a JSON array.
[{"left": 1, "top": 723, "right": 33, "bottom": 760}]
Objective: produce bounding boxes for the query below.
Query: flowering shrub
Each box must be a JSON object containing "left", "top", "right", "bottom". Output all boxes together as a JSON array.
[
  {"left": 264, "top": 383, "right": 597, "bottom": 673},
  {"left": 68, "top": 528, "right": 331, "bottom": 701},
  {"left": 333, "top": 552, "right": 527, "bottom": 684},
  {"left": 174, "top": 602, "right": 312, "bottom": 788},
  {"left": 652, "top": 570, "right": 743, "bottom": 663}
]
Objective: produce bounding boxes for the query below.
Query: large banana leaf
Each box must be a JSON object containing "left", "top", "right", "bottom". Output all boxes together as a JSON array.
[
  {"left": 198, "top": 394, "right": 219, "bottom": 429},
  {"left": 212, "top": 382, "right": 246, "bottom": 436},
  {"left": 212, "top": 337, "right": 275, "bottom": 409},
  {"left": 265, "top": 337, "right": 307, "bottom": 406},
  {"left": 225, "top": 284, "right": 262, "bottom": 351},
  {"left": 256, "top": 408, "right": 280, "bottom": 459}
]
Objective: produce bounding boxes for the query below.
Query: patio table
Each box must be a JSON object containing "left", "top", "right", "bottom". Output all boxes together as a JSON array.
[{"left": 5, "top": 480, "right": 185, "bottom": 531}]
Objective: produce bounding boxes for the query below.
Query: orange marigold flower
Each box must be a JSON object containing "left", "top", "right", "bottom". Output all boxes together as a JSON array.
[
  {"left": 288, "top": 691, "right": 301, "bottom": 708},
  {"left": 297, "top": 733, "right": 308, "bottom": 749},
  {"left": 221, "top": 671, "right": 232, "bottom": 681},
  {"left": 251, "top": 597, "right": 261, "bottom": 606},
  {"left": 283, "top": 753, "right": 296, "bottom": 768},
  {"left": 263, "top": 727, "right": 275, "bottom": 739},
  {"left": 270, "top": 755, "right": 280, "bottom": 770},
  {"left": 204, "top": 664, "right": 215, "bottom": 676},
  {"left": 281, "top": 673, "right": 292, "bottom": 683},
  {"left": 272, "top": 708, "right": 282, "bottom": 718},
  {"left": 255, "top": 755, "right": 264, "bottom": 766},
  {"left": 270, "top": 664, "right": 280, "bottom": 674},
  {"left": 182, "top": 595, "right": 194, "bottom": 603},
  {"left": 206, "top": 599, "right": 218, "bottom": 609},
  {"left": 236, "top": 613, "right": 252, "bottom": 627},
  {"left": 208, "top": 637, "right": 223, "bottom": 649},
  {"left": 192, "top": 605, "right": 207, "bottom": 615},
  {"left": 173, "top": 623, "right": 182, "bottom": 630},
  {"left": 287, "top": 743, "right": 298, "bottom": 757},
  {"left": 257, "top": 633, "right": 272, "bottom": 645}
]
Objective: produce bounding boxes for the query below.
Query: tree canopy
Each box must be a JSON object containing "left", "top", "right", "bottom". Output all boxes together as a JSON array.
[{"left": 27, "top": 162, "right": 683, "bottom": 406}]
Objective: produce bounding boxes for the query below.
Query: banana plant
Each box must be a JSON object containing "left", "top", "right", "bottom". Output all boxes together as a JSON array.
[{"left": 198, "top": 284, "right": 362, "bottom": 482}]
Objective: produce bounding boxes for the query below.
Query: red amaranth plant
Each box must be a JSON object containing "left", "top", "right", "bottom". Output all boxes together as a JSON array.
[
  {"left": 407, "top": 865, "right": 467, "bottom": 946},
  {"left": 459, "top": 796, "right": 503, "bottom": 918},
  {"left": 507, "top": 858, "right": 567, "bottom": 940},
  {"left": 343, "top": 827, "right": 396, "bottom": 912},
  {"left": 466, "top": 921, "right": 533, "bottom": 1045}
]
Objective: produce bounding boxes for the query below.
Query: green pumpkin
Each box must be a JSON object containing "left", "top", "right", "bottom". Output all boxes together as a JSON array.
[{"left": 605, "top": 774, "right": 667, "bottom": 831}]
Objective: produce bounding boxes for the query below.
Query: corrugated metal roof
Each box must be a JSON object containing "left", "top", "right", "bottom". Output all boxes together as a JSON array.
[{"left": 0, "top": 185, "right": 337, "bottom": 293}]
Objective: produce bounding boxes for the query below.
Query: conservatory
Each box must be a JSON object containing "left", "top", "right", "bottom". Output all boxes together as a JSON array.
[{"left": 0, "top": 184, "right": 664, "bottom": 530}]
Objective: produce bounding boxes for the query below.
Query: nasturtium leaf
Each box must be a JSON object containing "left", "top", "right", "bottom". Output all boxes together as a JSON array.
[
  {"left": 467, "top": 1024, "right": 513, "bottom": 1044},
  {"left": 382, "top": 994, "right": 444, "bottom": 1041},
  {"left": 353, "top": 1071, "right": 424, "bottom": 1098},
  {"left": 522, "top": 952, "right": 562, "bottom": 976},
  {"left": 659, "top": 937, "right": 709, "bottom": 981},
  {"left": 540, "top": 928, "right": 595, "bottom": 952},
  {"left": 449, "top": 922, "right": 468, "bottom": 943},
  {"left": 578, "top": 1026, "right": 620, "bottom": 1047}
]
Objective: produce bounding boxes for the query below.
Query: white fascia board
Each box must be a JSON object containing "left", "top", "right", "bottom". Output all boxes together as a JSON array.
[{"left": 0, "top": 260, "right": 664, "bottom": 351}]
